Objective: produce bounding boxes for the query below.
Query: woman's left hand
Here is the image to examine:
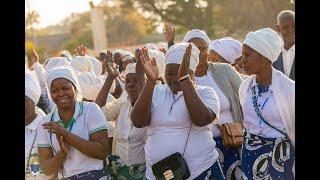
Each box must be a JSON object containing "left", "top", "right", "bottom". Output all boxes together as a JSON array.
[
  {"left": 178, "top": 43, "right": 192, "bottom": 79},
  {"left": 42, "top": 122, "right": 69, "bottom": 138}
]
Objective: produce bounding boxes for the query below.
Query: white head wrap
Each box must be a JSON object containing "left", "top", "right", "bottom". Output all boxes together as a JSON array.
[
  {"left": 89, "top": 56, "right": 102, "bottom": 76},
  {"left": 121, "top": 51, "right": 134, "bottom": 62},
  {"left": 71, "top": 56, "right": 94, "bottom": 73},
  {"left": 243, "top": 28, "right": 282, "bottom": 63},
  {"left": 182, "top": 29, "right": 210, "bottom": 46},
  {"left": 124, "top": 63, "right": 136, "bottom": 77},
  {"left": 45, "top": 57, "right": 71, "bottom": 71},
  {"left": 25, "top": 70, "right": 41, "bottom": 104},
  {"left": 148, "top": 49, "right": 165, "bottom": 78},
  {"left": 60, "top": 50, "right": 72, "bottom": 59},
  {"left": 78, "top": 72, "right": 104, "bottom": 101},
  {"left": 145, "top": 43, "right": 158, "bottom": 50},
  {"left": 46, "top": 66, "right": 83, "bottom": 101},
  {"left": 209, "top": 37, "right": 243, "bottom": 64},
  {"left": 165, "top": 42, "right": 200, "bottom": 72}
]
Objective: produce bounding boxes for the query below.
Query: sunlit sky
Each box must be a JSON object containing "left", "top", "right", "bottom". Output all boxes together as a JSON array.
[{"left": 25, "top": 0, "right": 103, "bottom": 29}]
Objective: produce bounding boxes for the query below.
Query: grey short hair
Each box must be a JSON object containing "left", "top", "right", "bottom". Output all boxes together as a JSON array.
[{"left": 277, "top": 10, "right": 295, "bottom": 23}]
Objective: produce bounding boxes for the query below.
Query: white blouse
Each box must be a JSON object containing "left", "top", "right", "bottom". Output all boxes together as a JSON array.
[
  {"left": 195, "top": 73, "right": 234, "bottom": 137},
  {"left": 242, "top": 78, "right": 285, "bottom": 138},
  {"left": 145, "top": 84, "right": 220, "bottom": 180},
  {"left": 36, "top": 101, "right": 108, "bottom": 179},
  {"left": 25, "top": 108, "right": 54, "bottom": 180},
  {"left": 103, "top": 97, "right": 147, "bottom": 165}
]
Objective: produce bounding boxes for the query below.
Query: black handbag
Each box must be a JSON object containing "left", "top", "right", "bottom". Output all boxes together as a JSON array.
[{"left": 151, "top": 125, "right": 192, "bottom": 180}]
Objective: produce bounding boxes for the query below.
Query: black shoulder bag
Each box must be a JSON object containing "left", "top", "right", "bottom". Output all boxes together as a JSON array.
[{"left": 151, "top": 125, "right": 192, "bottom": 180}]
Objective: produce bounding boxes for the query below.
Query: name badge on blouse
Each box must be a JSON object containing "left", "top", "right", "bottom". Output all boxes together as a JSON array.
[{"left": 29, "top": 154, "right": 41, "bottom": 175}]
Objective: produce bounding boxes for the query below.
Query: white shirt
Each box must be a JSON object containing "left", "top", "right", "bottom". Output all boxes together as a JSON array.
[
  {"left": 242, "top": 78, "right": 285, "bottom": 138},
  {"left": 36, "top": 101, "right": 108, "bottom": 179},
  {"left": 195, "top": 74, "right": 233, "bottom": 137},
  {"left": 145, "top": 84, "right": 220, "bottom": 180},
  {"left": 104, "top": 97, "right": 147, "bottom": 165},
  {"left": 25, "top": 108, "right": 53, "bottom": 180},
  {"left": 282, "top": 44, "right": 295, "bottom": 77}
]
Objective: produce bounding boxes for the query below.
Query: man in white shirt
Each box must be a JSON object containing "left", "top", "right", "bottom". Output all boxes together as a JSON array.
[{"left": 273, "top": 10, "right": 295, "bottom": 80}]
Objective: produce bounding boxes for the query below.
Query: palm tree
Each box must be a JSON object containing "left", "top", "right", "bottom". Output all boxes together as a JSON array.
[{"left": 26, "top": 10, "right": 40, "bottom": 45}]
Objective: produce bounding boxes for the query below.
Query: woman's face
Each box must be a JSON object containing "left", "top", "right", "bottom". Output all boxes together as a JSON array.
[
  {"left": 125, "top": 73, "right": 142, "bottom": 103},
  {"left": 50, "top": 78, "right": 77, "bottom": 110},
  {"left": 165, "top": 64, "right": 195, "bottom": 94},
  {"left": 188, "top": 38, "right": 208, "bottom": 64},
  {"left": 209, "top": 50, "right": 229, "bottom": 63},
  {"left": 165, "top": 64, "right": 181, "bottom": 94},
  {"left": 241, "top": 45, "right": 271, "bottom": 75},
  {"left": 25, "top": 96, "right": 35, "bottom": 122}
]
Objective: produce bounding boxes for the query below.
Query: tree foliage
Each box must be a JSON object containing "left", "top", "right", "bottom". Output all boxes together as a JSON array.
[{"left": 119, "top": 0, "right": 294, "bottom": 38}]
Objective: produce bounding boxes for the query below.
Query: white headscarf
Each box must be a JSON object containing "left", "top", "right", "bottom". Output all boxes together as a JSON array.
[
  {"left": 77, "top": 72, "right": 104, "bottom": 101},
  {"left": 71, "top": 56, "right": 94, "bottom": 73},
  {"left": 243, "top": 28, "right": 282, "bottom": 63},
  {"left": 165, "top": 42, "right": 200, "bottom": 72},
  {"left": 124, "top": 63, "right": 136, "bottom": 77},
  {"left": 45, "top": 57, "right": 71, "bottom": 71},
  {"left": 89, "top": 56, "right": 102, "bottom": 76},
  {"left": 60, "top": 50, "right": 72, "bottom": 60},
  {"left": 25, "top": 70, "right": 41, "bottom": 104},
  {"left": 182, "top": 29, "right": 210, "bottom": 46},
  {"left": 209, "top": 37, "right": 243, "bottom": 64},
  {"left": 46, "top": 66, "right": 83, "bottom": 101},
  {"left": 148, "top": 49, "right": 165, "bottom": 78}
]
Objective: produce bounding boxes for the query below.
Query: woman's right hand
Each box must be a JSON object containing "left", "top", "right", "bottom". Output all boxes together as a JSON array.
[
  {"left": 140, "top": 47, "right": 159, "bottom": 82},
  {"left": 57, "top": 136, "right": 70, "bottom": 155},
  {"left": 105, "top": 54, "right": 120, "bottom": 80}
]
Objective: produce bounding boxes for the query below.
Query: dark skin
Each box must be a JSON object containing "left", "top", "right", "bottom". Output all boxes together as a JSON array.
[
  {"left": 25, "top": 96, "right": 37, "bottom": 126},
  {"left": 38, "top": 78, "right": 109, "bottom": 175},
  {"left": 113, "top": 52, "right": 123, "bottom": 72},
  {"left": 188, "top": 38, "right": 209, "bottom": 77},
  {"left": 277, "top": 16, "right": 295, "bottom": 50},
  {"left": 242, "top": 45, "right": 272, "bottom": 85},
  {"left": 131, "top": 44, "right": 216, "bottom": 128}
]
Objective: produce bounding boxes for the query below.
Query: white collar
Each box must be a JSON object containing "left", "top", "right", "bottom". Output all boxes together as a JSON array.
[
  {"left": 282, "top": 44, "right": 295, "bottom": 53},
  {"left": 52, "top": 101, "right": 83, "bottom": 122}
]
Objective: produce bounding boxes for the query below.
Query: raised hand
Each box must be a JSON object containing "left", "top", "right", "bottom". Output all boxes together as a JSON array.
[
  {"left": 105, "top": 56, "right": 120, "bottom": 80},
  {"left": 31, "top": 49, "right": 39, "bottom": 64},
  {"left": 139, "top": 46, "right": 159, "bottom": 82},
  {"left": 163, "top": 23, "right": 175, "bottom": 43},
  {"left": 159, "top": 47, "right": 167, "bottom": 55},
  {"left": 135, "top": 48, "right": 145, "bottom": 76},
  {"left": 178, "top": 44, "right": 192, "bottom": 79},
  {"left": 74, "top": 44, "right": 87, "bottom": 56}
]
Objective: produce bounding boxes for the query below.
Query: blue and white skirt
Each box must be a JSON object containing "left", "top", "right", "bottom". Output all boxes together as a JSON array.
[
  {"left": 214, "top": 136, "right": 242, "bottom": 180},
  {"left": 194, "top": 159, "right": 226, "bottom": 180},
  {"left": 240, "top": 131, "right": 294, "bottom": 180}
]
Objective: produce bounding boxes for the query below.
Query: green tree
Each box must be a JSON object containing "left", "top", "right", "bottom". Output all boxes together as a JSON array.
[
  {"left": 119, "top": 0, "right": 216, "bottom": 37},
  {"left": 26, "top": 10, "right": 40, "bottom": 43}
]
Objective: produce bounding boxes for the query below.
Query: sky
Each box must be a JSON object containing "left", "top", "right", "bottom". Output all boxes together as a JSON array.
[{"left": 25, "top": 0, "right": 103, "bottom": 29}]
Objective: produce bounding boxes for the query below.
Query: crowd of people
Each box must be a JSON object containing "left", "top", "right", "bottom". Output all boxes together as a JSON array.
[{"left": 25, "top": 9, "right": 295, "bottom": 180}]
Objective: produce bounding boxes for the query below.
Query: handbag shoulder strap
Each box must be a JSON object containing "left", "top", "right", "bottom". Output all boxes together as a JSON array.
[
  {"left": 26, "top": 131, "right": 38, "bottom": 169},
  {"left": 251, "top": 86, "right": 288, "bottom": 137},
  {"left": 182, "top": 124, "right": 192, "bottom": 156}
]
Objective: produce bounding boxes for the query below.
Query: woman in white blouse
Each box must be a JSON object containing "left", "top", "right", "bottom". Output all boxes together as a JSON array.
[
  {"left": 131, "top": 43, "right": 225, "bottom": 180},
  {"left": 182, "top": 29, "right": 244, "bottom": 180},
  {"left": 25, "top": 70, "right": 55, "bottom": 180},
  {"left": 95, "top": 52, "right": 148, "bottom": 179},
  {"left": 37, "top": 66, "right": 110, "bottom": 180},
  {"left": 239, "top": 28, "right": 295, "bottom": 180}
]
